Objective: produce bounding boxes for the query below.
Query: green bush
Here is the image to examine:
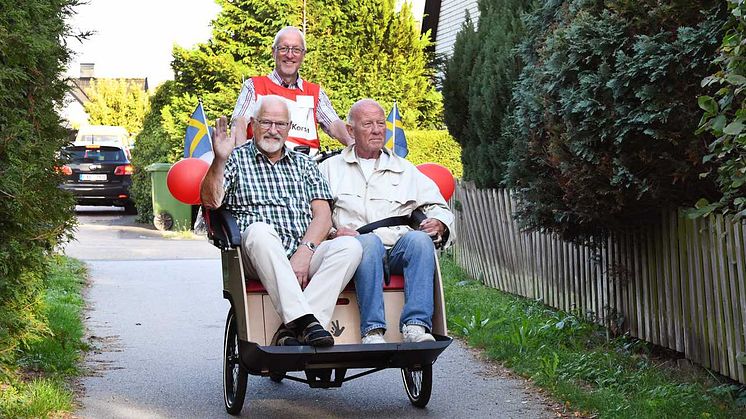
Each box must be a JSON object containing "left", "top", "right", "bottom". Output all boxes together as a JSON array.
[
  {"left": 320, "top": 129, "right": 463, "bottom": 177},
  {"left": 0, "top": 0, "right": 77, "bottom": 376},
  {"left": 697, "top": 0, "right": 746, "bottom": 219},
  {"left": 405, "top": 130, "right": 463, "bottom": 178},
  {"left": 505, "top": 0, "right": 725, "bottom": 241},
  {"left": 442, "top": 0, "right": 537, "bottom": 188},
  {"left": 130, "top": 81, "right": 182, "bottom": 222}
]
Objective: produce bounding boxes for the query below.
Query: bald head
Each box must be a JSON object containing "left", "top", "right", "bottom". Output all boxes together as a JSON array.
[
  {"left": 346, "top": 99, "right": 387, "bottom": 159},
  {"left": 347, "top": 99, "right": 386, "bottom": 125}
]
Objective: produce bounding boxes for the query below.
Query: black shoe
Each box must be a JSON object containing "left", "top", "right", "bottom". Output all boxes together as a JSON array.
[
  {"left": 300, "top": 322, "right": 334, "bottom": 347},
  {"left": 272, "top": 325, "right": 301, "bottom": 346}
]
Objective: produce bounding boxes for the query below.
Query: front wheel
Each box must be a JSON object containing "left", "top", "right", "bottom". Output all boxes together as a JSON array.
[
  {"left": 224, "top": 309, "right": 248, "bottom": 415},
  {"left": 401, "top": 363, "right": 432, "bottom": 408}
]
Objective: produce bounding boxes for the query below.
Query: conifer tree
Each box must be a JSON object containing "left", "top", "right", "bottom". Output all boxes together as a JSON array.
[{"left": 442, "top": 0, "right": 536, "bottom": 187}]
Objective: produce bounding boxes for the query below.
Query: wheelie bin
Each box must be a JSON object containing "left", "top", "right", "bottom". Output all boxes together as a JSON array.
[{"left": 145, "top": 163, "right": 192, "bottom": 231}]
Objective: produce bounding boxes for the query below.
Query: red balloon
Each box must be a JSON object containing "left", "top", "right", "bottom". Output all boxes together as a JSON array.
[
  {"left": 167, "top": 158, "right": 210, "bottom": 205},
  {"left": 417, "top": 163, "right": 456, "bottom": 201}
]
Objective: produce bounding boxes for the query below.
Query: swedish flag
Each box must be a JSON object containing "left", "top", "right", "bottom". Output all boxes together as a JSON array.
[
  {"left": 184, "top": 102, "right": 212, "bottom": 159},
  {"left": 385, "top": 102, "right": 408, "bottom": 158}
]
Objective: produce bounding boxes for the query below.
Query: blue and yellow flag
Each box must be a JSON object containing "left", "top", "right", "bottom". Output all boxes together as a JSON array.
[
  {"left": 385, "top": 102, "right": 408, "bottom": 158},
  {"left": 184, "top": 102, "right": 212, "bottom": 159}
]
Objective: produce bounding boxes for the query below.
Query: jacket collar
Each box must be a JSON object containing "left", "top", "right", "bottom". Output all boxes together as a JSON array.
[{"left": 342, "top": 145, "right": 405, "bottom": 173}]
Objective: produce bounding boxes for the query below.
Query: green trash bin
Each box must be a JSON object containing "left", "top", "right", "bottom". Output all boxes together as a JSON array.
[{"left": 145, "top": 163, "right": 192, "bottom": 231}]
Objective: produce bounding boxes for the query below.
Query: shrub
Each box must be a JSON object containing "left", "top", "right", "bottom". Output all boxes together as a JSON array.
[
  {"left": 697, "top": 0, "right": 746, "bottom": 218},
  {"left": 505, "top": 0, "right": 725, "bottom": 241},
  {"left": 442, "top": 0, "right": 537, "bottom": 187},
  {"left": 130, "top": 81, "right": 182, "bottom": 222},
  {"left": 0, "top": 0, "right": 77, "bottom": 375},
  {"left": 320, "top": 129, "right": 463, "bottom": 177}
]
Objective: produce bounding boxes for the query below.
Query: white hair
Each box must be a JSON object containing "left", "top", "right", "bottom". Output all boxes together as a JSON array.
[
  {"left": 252, "top": 95, "right": 290, "bottom": 120},
  {"left": 272, "top": 26, "right": 306, "bottom": 50},
  {"left": 347, "top": 98, "right": 385, "bottom": 124}
]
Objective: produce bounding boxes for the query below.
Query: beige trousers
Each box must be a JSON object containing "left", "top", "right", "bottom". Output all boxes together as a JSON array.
[{"left": 240, "top": 222, "right": 362, "bottom": 328}]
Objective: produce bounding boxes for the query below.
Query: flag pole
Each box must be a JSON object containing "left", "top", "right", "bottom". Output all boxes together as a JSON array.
[
  {"left": 392, "top": 101, "right": 397, "bottom": 151},
  {"left": 198, "top": 97, "right": 212, "bottom": 144}
]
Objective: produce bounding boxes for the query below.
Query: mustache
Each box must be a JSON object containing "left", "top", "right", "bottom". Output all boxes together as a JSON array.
[{"left": 262, "top": 133, "right": 283, "bottom": 141}]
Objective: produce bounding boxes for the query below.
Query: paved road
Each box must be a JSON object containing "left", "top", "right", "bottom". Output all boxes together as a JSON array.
[{"left": 67, "top": 206, "right": 554, "bottom": 418}]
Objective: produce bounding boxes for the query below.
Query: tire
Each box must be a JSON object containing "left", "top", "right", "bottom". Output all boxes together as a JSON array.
[
  {"left": 223, "top": 309, "right": 248, "bottom": 415},
  {"left": 153, "top": 212, "right": 173, "bottom": 231},
  {"left": 401, "top": 363, "right": 433, "bottom": 408},
  {"left": 123, "top": 203, "right": 137, "bottom": 215},
  {"left": 269, "top": 372, "right": 284, "bottom": 383}
]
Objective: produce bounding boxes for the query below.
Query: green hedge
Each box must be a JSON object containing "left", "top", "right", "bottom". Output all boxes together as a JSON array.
[
  {"left": 130, "top": 81, "right": 182, "bottom": 223},
  {"left": 320, "top": 129, "right": 462, "bottom": 177},
  {"left": 697, "top": 0, "right": 746, "bottom": 219},
  {"left": 0, "top": 0, "right": 77, "bottom": 377},
  {"left": 504, "top": 0, "right": 725, "bottom": 241}
]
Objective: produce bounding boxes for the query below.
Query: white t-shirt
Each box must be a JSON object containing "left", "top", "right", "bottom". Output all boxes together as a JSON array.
[{"left": 357, "top": 151, "right": 389, "bottom": 181}]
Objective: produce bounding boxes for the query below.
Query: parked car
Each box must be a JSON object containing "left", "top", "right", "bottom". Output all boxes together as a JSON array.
[{"left": 59, "top": 144, "right": 136, "bottom": 214}]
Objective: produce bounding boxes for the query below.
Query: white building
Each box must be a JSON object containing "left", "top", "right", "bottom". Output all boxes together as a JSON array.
[{"left": 421, "top": 0, "right": 480, "bottom": 57}]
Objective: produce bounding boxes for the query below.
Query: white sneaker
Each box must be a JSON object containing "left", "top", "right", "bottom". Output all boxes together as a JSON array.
[
  {"left": 361, "top": 329, "right": 387, "bottom": 344},
  {"left": 402, "top": 325, "right": 435, "bottom": 343}
]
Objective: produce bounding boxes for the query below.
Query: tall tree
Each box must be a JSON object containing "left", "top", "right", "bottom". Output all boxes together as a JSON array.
[
  {"left": 442, "top": 0, "right": 537, "bottom": 187},
  {"left": 0, "top": 0, "right": 78, "bottom": 373},
  {"left": 84, "top": 79, "right": 149, "bottom": 133}
]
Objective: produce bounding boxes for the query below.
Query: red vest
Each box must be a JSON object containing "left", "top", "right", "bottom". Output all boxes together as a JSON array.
[{"left": 246, "top": 76, "right": 321, "bottom": 149}]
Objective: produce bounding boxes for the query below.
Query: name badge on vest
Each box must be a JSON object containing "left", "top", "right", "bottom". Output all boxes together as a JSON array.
[{"left": 289, "top": 95, "right": 317, "bottom": 141}]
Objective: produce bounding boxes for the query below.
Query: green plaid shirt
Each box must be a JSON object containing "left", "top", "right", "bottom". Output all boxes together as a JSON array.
[{"left": 223, "top": 141, "right": 332, "bottom": 256}]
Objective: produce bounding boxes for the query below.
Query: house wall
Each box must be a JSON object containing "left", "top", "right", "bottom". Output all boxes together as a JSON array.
[{"left": 434, "top": 0, "right": 480, "bottom": 57}]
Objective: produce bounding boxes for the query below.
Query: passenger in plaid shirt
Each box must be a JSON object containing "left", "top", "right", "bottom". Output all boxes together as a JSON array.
[{"left": 201, "top": 95, "right": 362, "bottom": 347}]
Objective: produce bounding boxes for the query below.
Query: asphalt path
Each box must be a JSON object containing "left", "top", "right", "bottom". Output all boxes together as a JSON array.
[{"left": 67, "top": 206, "right": 555, "bottom": 418}]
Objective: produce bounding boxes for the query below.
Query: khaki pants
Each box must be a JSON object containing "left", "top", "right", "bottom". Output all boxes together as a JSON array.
[{"left": 240, "top": 222, "right": 362, "bottom": 328}]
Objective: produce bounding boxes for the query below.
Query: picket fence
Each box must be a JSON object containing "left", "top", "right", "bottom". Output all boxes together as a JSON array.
[{"left": 452, "top": 182, "right": 746, "bottom": 384}]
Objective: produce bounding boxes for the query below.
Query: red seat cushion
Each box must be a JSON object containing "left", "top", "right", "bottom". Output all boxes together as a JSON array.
[{"left": 245, "top": 274, "right": 405, "bottom": 293}]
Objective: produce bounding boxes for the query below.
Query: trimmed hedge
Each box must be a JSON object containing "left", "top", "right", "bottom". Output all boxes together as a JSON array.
[
  {"left": 319, "top": 129, "right": 462, "bottom": 177},
  {"left": 0, "top": 0, "right": 77, "bottom": 376},
  {"left": 504, "top": 0, "right": 725, "bottom": 240}
]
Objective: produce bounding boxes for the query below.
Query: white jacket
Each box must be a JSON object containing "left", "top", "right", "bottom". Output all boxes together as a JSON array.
[{"left": 318, "top": 145, "right": 455, "bottom": 248}]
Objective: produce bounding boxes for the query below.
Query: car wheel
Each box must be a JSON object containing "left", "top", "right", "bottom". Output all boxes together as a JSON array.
[
  {"left": 153, "top": 212, "right": 173, "bottom": 230},
  {"left": 124, "top": 203, "right": 137, "bottom": 215}
]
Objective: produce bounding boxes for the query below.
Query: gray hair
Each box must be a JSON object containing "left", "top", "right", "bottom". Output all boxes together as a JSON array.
[
  {"left": 272, "top": 26, "right": 306, "bottom": 50},
  {"left": 252, "top": 95, "right": 290, "bottom": 120},
  {"left": 347, "top": 98, "right": 385, "bottom": 124}
]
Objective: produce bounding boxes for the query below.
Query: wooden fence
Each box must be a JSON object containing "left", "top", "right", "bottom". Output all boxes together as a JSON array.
[{"left": 452, "top": 182, "right": 746, "bottom": 384}]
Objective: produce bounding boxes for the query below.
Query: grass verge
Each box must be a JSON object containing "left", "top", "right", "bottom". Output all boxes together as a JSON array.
[
  {"left": 0, "top": 255, "right": 87, "bottom": 418},
  {"left": 439, "top": 253, "right": 746, "bottom": 418}
]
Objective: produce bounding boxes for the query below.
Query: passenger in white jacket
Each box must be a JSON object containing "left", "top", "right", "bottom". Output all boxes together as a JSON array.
[{"left": 318, "top": 98, "right": 454, "bottom": 344}]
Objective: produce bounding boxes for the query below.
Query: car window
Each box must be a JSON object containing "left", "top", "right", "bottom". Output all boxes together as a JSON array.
[
  {"left": 77, "top": 134, "right": 124, "bottom": 144},
  {"left": 63, "top": 146, "right": 127, "bottom": 163}
]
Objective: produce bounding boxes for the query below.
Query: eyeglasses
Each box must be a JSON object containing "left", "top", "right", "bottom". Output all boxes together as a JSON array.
[
  {"left": 275, "top": 46, "right": 305, "bottom": 55},
  {"left": 256, "top": 119, "right": 290, "bottom": 130}
]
